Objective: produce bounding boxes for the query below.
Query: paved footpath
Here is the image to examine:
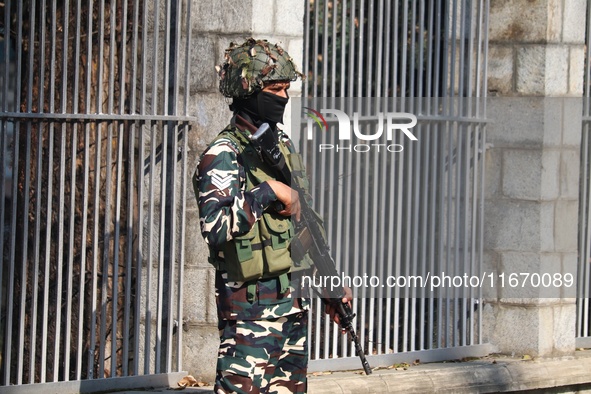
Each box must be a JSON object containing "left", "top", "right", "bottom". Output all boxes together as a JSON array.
[{"left": 121, "top": 350, "right": 591, "bottom": 394}]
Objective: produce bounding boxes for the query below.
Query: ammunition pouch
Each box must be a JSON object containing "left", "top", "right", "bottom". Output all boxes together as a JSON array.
[{"left": 218, "top": 212, "right": 295, "bottom": 282}]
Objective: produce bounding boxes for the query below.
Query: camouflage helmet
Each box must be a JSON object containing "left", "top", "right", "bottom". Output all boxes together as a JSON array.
[{"left": 216, "top": 38, "right": 303, "bottom": 98}]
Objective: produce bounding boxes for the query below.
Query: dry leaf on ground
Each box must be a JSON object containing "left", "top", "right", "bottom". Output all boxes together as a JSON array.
[{"left": 178, "top": 375, "right": 207, "bottom": 388}]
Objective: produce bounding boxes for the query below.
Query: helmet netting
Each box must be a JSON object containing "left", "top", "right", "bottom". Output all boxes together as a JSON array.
[{"left": 217, "top": 38, "right": 304, "bottom": 98}]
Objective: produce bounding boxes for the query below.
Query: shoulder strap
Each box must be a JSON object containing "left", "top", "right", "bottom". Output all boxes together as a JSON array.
[
  {"left": 222, "top": 127, "right": 251, "bottom": 148},
  {"left": 218, "top": 124, "right": 299, "bottom": 190},
  {"left": 212, "top": 125, "right": 247, "bottom": 154}
]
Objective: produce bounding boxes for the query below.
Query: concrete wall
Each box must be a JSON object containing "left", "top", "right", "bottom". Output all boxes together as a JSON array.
[
  {"left": 484, "top": 0, "right": 585, "bottom": 357},
  {"left": 182, "top": 0, "right": 305, "bottom": 382}
]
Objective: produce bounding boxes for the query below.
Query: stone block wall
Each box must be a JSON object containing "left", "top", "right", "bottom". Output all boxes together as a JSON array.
[
  {"left": 487, "top": 0, "right": 585, "bottom": 97},
  {"left": 483, "top": 0, "right": 585, "bottom": 357},
  {"left": 181, "top": 0, "right": 305, "bottom": 382},
  {"left": 484, "top": 97, "right": 581, "bottom": 356}
]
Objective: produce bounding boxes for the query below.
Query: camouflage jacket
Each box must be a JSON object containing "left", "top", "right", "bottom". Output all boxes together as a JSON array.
[{"left": 193, "top": 119, "right": 309, "bottom": 320}]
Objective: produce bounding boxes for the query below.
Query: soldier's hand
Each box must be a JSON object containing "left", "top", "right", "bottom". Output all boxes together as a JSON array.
[
  {"left": 325, "top": 286, "right": 353, "bottom": 327},
  {"left": 266, "top": 180, "right": 301, "bottom": 221}
]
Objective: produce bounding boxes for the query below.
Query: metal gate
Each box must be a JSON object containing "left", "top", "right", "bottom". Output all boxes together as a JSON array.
[
  {"left": 577, "top": 0, "right": 591, "bottom": 349},
  {"left": 0, "top": 0, "right": 193, "bottom": 388},
  {"left": 302, "top": 0, "right": 491, "bottom": 371}
]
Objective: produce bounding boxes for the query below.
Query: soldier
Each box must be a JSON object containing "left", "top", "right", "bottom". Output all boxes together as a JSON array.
[{"left": 193, "top": 38, "right": 350, "bottom": 393}]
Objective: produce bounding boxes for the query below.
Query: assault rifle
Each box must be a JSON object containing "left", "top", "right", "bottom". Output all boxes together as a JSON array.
[{"left": 246, "top": 120, "right": 372, "bottom": 375}]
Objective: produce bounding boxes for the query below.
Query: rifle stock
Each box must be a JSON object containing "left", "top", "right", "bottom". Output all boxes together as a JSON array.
[{"left": 249, "top": 122, "right": 372, "bottom": 375}]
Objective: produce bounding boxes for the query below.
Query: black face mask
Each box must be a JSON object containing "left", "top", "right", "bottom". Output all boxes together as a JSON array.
[
  {"left": 233, "top": 91, "right": 289, "bottom": 127},
  {"left": 256, "top": 91, "right": 289, "bottom": 126}
]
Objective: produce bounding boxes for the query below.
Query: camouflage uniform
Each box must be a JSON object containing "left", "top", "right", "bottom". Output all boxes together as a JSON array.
[
  {"left": 194, "top": 120, "right": 310, "bottom": 393},
  {"left": 216, "top": 312, "right": 308, "bottom": 393},
  {"left": 194, "top": 38, "right": 311, "bottom": 393}
]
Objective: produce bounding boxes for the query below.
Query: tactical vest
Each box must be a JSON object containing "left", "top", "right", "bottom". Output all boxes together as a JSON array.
[{"left": 208, "top": 125, "right": 313, "bottom": 286}]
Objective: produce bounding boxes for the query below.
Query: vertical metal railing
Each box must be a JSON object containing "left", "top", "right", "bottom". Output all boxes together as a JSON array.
[
  {"left": 0, "top": 0, "right": 193, "bottom": 386},
  {"left": 577, "top": 0, "right": 591, "bottom": 349},
  {"left": 302, "top": 0, "right": 490, "bottom": 371}
]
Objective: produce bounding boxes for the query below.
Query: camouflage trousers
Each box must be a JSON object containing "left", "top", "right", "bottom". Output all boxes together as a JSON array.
[{"left": 214, "top": 311, "right": 308, "bottom": 394}]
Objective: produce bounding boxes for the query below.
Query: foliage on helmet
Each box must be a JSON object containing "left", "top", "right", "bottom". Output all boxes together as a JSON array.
[{"left": 216, "top": 38, "right": 303, "bottom": 98}]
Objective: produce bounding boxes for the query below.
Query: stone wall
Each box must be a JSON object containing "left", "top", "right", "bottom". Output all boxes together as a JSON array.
[
  {"left": 487, "top": 0, "right": 585, "bottom": 97},
  {"left": 483, "top": 0, "right": 585, "bottom": 357},
  {"left": 182, "top": 0, "right": 305, "bottom": 382}
]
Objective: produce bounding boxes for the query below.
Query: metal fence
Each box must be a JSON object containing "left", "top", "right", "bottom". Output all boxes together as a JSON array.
[
  {"left": 302, "top": 0, "right": 491, "bottom": 370},
  {"left": 577, "top": 0, "right": 591, "bottom": 349},
  {"left": 0, "top": 0, "right": 193, "bottom": 387}
]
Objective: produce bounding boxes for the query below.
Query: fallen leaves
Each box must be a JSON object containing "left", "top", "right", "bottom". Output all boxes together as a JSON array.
[
  {"left": 311, "top": 371, "right": 333, "bottom": 376},
  {"left": 177, "top": 375, "right": 208, "bottom": 388},
  {"left": 388, "top": 362, "right": 410, "bottom": 371}
]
